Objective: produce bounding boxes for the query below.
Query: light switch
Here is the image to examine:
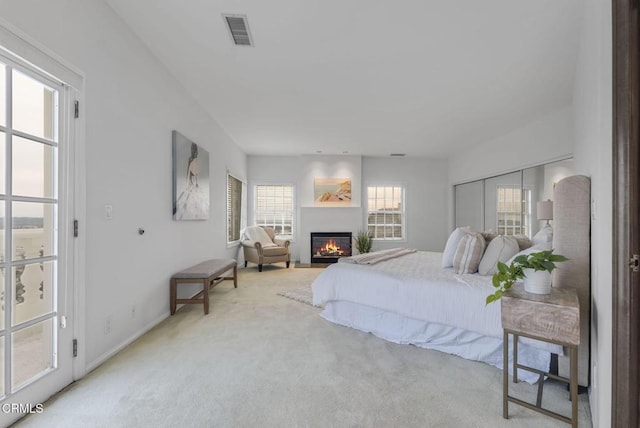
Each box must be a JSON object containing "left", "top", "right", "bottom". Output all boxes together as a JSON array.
[{"left": 105, "top": 204, "right": 113, "bottom": 220}]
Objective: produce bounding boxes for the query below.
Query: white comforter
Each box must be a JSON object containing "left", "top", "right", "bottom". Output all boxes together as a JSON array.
[{"left": 312, "top": 251, "right": 502, "bottom": 339}]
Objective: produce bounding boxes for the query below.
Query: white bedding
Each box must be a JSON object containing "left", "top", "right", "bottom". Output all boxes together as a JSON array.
[
  {"left": 312, "top": 251, "right": 502, "bottom": 337},
  {"left": 311, "top": 251, "right": 561, "bottom": 383}
]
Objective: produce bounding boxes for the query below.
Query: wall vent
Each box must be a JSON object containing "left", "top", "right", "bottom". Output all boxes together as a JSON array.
[
  {"left": 390, "top": 153, "right": 406, "bottom": 157},
  {"left": 223, "top": 14, "right": 253, "bottom": 46}
]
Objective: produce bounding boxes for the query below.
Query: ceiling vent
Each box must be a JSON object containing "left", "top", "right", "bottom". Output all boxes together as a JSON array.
[
  {"left": 390, "top": 153, "right": 406, "bottom": 157},
  {"left": 223, "top": 14, "right": 253, "bottom": 46}
]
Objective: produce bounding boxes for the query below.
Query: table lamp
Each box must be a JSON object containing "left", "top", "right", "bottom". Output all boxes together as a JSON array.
[{"left": 537, "top": 200, "right": 553, "bottom": 226}]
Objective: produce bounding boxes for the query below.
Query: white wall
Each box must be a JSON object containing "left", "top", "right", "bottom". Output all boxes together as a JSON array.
[
  {"left": 571, "top": 0, "right": 612, "bottom": 425},
  {"left": 299, "top": 155, "right": 363, "bottom": 207},
  {"left": 448, "top": 107, "right": 574, "bottom": 185},
  {"left": 362, "top": 157, "right": 449, "bottom": 252},
  {"left": 248, "top": 155, "right": 449, "bottom": 263},
  {"left": 0, "top": 0, "right": 247, "bottom": 369}
]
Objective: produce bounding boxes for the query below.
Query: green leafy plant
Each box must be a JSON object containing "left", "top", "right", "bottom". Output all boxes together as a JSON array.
[
  {"left": 354, "top": 231, "right": 373, "bottom": 254},
  {"left": 485, "top": 249, "right": 569, "bottom": 305}
]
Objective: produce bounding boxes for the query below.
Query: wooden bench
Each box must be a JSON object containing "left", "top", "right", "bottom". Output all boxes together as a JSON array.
[{"left": 170, "top": 259, "right": 237, "bottom": 315}]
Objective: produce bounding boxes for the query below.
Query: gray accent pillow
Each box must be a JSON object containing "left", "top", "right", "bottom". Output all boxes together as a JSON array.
[
  {"left": 481, "top": 231, "right": 498, "bottom": 244},
  {"left": 512, "top": 234, "right": 533, "bottom": 251}
]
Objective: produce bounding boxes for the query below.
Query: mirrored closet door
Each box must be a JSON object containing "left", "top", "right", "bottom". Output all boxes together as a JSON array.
[{"left": 454, "top": 158, "right": 574, "bottom": 238}]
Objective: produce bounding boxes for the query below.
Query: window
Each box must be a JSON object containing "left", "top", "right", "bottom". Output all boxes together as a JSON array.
[
  {"left": 367, "top": 186, "right": 405, "bottom": 240},
  {"left": 254, "top": 184, "right": 295, "bottom": 239},
  {"left": 496, "top": 185, "right": 531, "bottom": 236},
  {"left": 227, "top": 174, "right": 244, "bottom": 244}
]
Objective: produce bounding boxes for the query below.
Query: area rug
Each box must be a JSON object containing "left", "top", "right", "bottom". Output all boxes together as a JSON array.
[{"left": 277, "top": 287, "right": 322, "bottom": 308}]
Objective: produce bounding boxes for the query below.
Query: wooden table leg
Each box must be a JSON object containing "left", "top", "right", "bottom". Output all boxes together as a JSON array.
[
  {"left": 571, "top": 346, "right": 578, "bottom": 428},
  {"left": 503, "top": 329, "right": 509, "bottom": 419},
  {"left": 513, "top": 333, "right": 519, "bottom": 383},
  {"left": 203, "top": 278, "right": 210, "bottom": 315},
  {"left": 170, "top": 278, "right": 177, "bottom": 315},
  {"left": 233, "top": 264, "right": 237, "bottom": 288}
]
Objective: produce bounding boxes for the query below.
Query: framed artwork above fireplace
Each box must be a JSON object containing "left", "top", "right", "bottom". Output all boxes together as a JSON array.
[{"left": 314, "top": 178, "right": 352, "bottom": 206}]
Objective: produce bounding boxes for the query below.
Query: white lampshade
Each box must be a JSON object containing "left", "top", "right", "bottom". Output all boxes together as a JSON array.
[{"left": 536, "top": 200, "right": 553, "bottom": 221}]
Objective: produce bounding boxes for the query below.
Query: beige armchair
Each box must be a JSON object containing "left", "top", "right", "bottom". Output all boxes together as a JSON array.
[{"left": 241, "top": 226, "right": 291, "bottom": 272}]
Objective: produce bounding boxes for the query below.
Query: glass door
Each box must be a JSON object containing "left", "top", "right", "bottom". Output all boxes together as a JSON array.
[{"left": 0, "top": 55, "right": 74, "bottom": 424}]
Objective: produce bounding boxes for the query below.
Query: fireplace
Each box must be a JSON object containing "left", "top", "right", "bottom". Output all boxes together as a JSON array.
[{"left": 310, "top": 232, "right": 352, "bottom": 264}]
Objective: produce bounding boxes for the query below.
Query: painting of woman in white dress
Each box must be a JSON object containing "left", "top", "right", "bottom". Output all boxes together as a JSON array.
[{"left": 172, "top": 131, "right": 210, "bottom": 220}]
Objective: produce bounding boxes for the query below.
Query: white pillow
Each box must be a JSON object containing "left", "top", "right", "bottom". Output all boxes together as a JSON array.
[
  {"left": 452, "top": 232, "right": 486, "bottom": 274},
  {"left": 532, "top": 224, "right": 553, "bottom": 246},
  {"left": 478, "top": 235, "right": 520, "bottom": 276},
  {"left": 242, "top": 226, "right": 278, "bottom": 248},
  {"left": 442, "top": 226, "right": 471, "bottom": 268},
  {"left": 505, "top": 242, "right": 553, "bottom": 265}
]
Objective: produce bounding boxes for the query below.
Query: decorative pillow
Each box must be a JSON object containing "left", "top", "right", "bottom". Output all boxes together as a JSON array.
[
  {"left": 532, "top": 225, "right": 553, "bottom": 245},
  {"left": 478, "top": 235, "right": 519, "bottom": 276},
  {"left": 453, "top": 232, "right": 486, "bottom": 274},
  {"left": 242, "top": 226, "right": 278, "bottom": 248},
  {"left": 442, "top": 226, "right": 471, "bottom": 268},
  {"left": 511, "top": 234, "right": 533, "bottom": 251},
  {"left": 506, "top": 242, "right": 553, "bottom": 265},
  {"left": 480, "top": 231, "right": 498, "bottom": 245}
]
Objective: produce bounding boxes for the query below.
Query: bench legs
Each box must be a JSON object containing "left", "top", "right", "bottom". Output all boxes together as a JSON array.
[
  {"left": 170, "top": 278, "right": 177, "bottom": 315},
  {"left": 233, "top": 265, "right": 238, "bottom": 288},
  {"left": 203, "top": 277, "right": 210, "bottom": 314}
]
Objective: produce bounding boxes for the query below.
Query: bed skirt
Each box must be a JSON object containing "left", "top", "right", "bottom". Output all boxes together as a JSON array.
[{"left": 321, "top": 300, "right": 559, "bottom": 384}]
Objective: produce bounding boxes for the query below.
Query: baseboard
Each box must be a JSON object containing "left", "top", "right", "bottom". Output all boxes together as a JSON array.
[{"left": 85, "top": 311, "right": 170, "bottom": 374}]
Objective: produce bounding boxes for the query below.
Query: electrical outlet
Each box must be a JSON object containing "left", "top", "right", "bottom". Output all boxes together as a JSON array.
[
  {"left": 130, "top": 304, "right": 135, "bottom": 319},
  {"left": 104, "top": 315, "right": 112, "bottom": 335}
]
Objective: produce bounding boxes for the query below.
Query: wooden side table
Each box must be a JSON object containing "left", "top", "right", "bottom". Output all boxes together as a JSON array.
[{"left": 501, "top": 284, "right": 580, "bottom": 427}]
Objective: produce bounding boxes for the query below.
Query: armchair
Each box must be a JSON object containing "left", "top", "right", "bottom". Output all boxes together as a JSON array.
[{"left": 241, "top": 226, "right": 291, "bottom": 272}]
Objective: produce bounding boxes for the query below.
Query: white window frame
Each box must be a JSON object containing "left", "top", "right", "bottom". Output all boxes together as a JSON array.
[
  {"left": 253, "top": 183, "right": 295, "bottom": 241},
  {"left": 496, "top": 185, "right": 532, "bottom": 236},
  {"left": 226, "top": 172, "right": 246, "bottom": 246},
  {"left": 366, "top": 185, "right": 406, "bottom": 241},
  {"left": 0, "top": 31, "right": 85, "bottom": 418}
]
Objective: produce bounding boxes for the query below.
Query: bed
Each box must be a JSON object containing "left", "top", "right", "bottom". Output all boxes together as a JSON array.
[{"left": 311, "top": 175, "right": 591, "bottom": 386}]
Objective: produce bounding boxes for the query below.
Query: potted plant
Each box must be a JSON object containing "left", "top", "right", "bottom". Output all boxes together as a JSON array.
[
  {"left": 485, "top": 249, "right": 569, "bottom": 305},
  {"left": 354, "top": 231, "right": 373, "bottom": 254}
]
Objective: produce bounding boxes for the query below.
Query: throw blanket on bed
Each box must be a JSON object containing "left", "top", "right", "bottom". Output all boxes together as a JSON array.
[{"left": 338, "top": 248, "right": 417, "bottom": 265}]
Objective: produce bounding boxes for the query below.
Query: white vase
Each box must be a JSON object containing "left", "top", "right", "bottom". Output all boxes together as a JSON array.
[{"left": 522, "top": 268, "right": 552, "bottom": 294}]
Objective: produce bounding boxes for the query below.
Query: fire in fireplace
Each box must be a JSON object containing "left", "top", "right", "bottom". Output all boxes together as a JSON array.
[
  {"left": 311, "top": 232, "right": 352, "bottom": 264},
  {"left": 317, "top": 239, "right": 345, "bottom": 257}
]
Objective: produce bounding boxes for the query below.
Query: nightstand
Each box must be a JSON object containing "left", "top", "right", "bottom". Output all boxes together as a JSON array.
[{"left": 501, "top": 284, "right": 580, "bottom": 427}]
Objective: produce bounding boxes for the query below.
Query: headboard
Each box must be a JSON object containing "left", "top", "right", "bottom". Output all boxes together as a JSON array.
[{"left": 553, "top": 175, "right": 591, "bottom": 387}]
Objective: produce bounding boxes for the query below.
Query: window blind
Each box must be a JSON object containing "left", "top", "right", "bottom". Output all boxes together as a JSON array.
[{"left": 227, "top": 174, "right": 243, "bottom": 243}]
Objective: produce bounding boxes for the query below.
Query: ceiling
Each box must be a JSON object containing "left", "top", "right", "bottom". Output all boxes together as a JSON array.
[{"left": 105, "top": 0, "right": 584, "bottom": 158}]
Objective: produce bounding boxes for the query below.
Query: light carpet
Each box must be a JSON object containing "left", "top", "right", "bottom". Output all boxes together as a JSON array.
[{"left": 16, "top": 264, "right": 592, "bottom": 427}]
